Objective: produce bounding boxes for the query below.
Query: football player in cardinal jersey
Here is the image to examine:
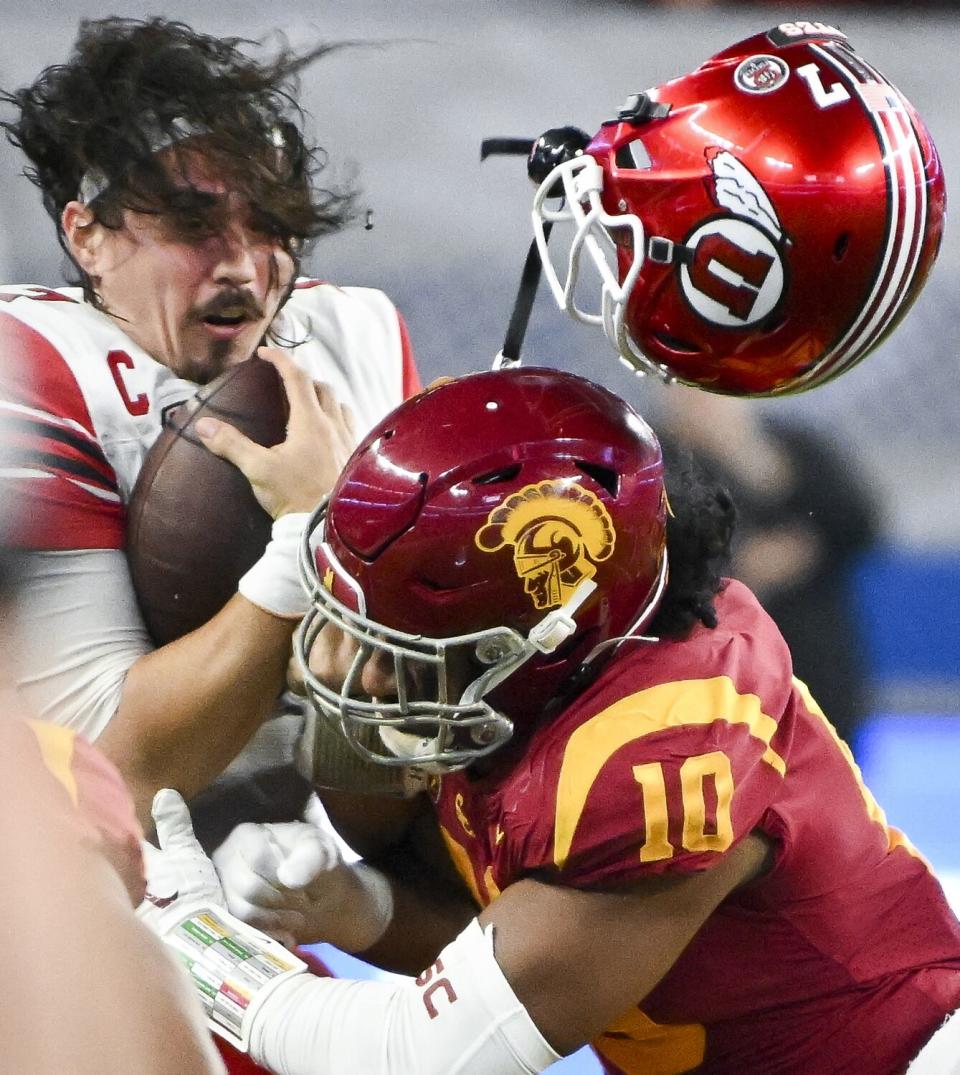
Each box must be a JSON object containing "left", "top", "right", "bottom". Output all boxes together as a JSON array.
[
  {"left": 141, "top": 368, "right": 960, "bottom": 1074},
  {"left": 0, "top": 17, "right": 419, "bottom": 826},
  {"left": 514, "top": 21, "right": 945, "bottom": 396}
]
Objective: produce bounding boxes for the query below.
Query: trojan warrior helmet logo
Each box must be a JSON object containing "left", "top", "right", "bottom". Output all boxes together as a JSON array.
[{"left": 474, "top": 481, "right": 616, "bottom": 610}]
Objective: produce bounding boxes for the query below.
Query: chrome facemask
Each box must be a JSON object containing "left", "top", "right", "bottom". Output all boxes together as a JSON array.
[{"left": 295, "top": 501, "right": 598, "bottom": 773}]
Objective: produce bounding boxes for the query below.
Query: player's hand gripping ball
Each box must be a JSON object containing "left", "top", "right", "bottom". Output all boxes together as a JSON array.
[{"left": 127, "top": 357, "right": 289, "bottom": 645}]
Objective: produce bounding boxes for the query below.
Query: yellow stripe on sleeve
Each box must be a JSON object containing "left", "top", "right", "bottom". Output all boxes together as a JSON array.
[
  {"left": 554, "top": 676, "right": 786, "bottom": 869},
  {"left": 793, "top": 678, "right": 928, "bottom": 865},
  {"left": 27, "top": 719, "right": 79, "bottom": 806}
]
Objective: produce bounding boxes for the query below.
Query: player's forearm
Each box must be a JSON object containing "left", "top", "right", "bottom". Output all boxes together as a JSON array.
[
  {"left": 99, "top": 593, "right": 296, "bottom": 823},
  {"left": 276, "top": 851, "right": 474, "bottom": 968},
  {"left": 247, "top": 919, "right": 560, "bottom": 1075},
  {"left": 356, "top": 855, "right": 478, "bottom": 973},
  {"left": 317, "top": 791, "right": 479, "bottom": 972}
]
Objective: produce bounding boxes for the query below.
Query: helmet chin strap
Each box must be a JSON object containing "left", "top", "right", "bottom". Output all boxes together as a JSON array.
[
  {"left": 578, "top": 549, "right": 669, "bottom": 669},
  {"left": 463, "top": 576, "right": 601, "bottom": 705},
  {"left": 527, "top": 578, "right": 598, "bottom": 653},
  {"left": 492, "top": 231, "right": 550, "bottom": 371}
]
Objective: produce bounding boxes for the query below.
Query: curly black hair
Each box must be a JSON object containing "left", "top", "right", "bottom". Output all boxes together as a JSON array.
[
  {"left": 545, "top": 445, "right": 736, "bottom": 719},
  {"left": 0, "top": 17, "right": 358, "bottom": 301},
  {"left": 648, "top": 446, "right": 737, "bottom": 639}
]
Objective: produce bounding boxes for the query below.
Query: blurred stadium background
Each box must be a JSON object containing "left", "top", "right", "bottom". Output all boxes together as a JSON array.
[{"left": 0, "top": 4, "right": 956, "bottom": 1071}]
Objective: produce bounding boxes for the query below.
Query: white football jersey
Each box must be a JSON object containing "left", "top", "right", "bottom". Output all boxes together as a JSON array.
[
  {"left": 0, "top": 279, "right": 416, "bottom": 550},
  {"left": 0, "top": 280, "right": 416, "bottom": 739}
]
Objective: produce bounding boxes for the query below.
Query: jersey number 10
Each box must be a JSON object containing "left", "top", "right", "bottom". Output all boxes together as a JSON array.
[{"left": 633, "top": 751, "right": 734, "bottom": 862}]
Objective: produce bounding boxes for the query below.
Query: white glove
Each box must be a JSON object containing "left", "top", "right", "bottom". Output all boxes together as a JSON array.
[
  {"left": 212, "top": 809, "right": 393, "bottom": 952},
  {"left": 138, "top": 788, "right": 226, "bottom": 936}
]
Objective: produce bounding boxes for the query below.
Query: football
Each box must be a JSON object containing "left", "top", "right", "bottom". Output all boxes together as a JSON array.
[{"left": 127, "top": 357, "right": 289, "bottom": 646}]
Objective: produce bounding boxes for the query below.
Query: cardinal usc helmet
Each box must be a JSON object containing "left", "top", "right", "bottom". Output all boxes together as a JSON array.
[
  {"left": 530, "top": 20, "right": 946, "bottom": 396},
  {"left": 296, "top": 368, "right": 668, "bottom": 772}
]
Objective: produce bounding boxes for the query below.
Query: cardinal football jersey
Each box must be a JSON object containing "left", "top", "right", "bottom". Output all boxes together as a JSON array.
[{"left": 431, "top": 580, "right": 960, "bottom": 1074}]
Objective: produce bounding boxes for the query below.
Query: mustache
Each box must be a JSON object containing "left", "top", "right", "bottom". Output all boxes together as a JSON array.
[{"left": 193, "top": 288, "right": 265, "bottom": 323}]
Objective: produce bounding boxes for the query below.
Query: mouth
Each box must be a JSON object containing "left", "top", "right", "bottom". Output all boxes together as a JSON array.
[
  {"left": 196, "top": 293, "right": 266, "bottom": 340},
  {"left": 200, "top": 307, "right": 256, "bottom": 338}
]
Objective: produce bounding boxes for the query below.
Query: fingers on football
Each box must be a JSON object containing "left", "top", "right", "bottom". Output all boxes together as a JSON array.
[
  {"left": 194, "top": 414, "right": 263, "bottom": 476},
  {"left": 258, "top": 345, "right": 352, "bottom": 447},
  {"left": 313, "top": 382, "right": 356, "bottom": 438},
  {"left": 259, "top": 346, "right": 338, "bottom": 436},
  {"left": 259, "top": 346, "right": 320, "bottom": 422}
]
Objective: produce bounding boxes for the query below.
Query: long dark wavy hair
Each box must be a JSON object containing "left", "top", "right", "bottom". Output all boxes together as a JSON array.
[
  {"left": 648, "top": 447, "right": 737, "bottom": 639},
  {"left": 0, "top": 17, "right": 358, "bottom": 303},
  {"left": 545, "top": 446, "right": 736, "bottom": 718}
]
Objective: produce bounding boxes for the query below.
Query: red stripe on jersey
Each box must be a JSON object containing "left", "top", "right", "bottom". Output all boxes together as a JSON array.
[
  {"left": 0, "top": 311, "right": 98, "bottom": 437},
  {"left": 397, "top": 311, "right": 421, "bottom": 399},
  {"left": 0, "top": 310, "right": 124, "bottom": 549},
  {"left": 0, "top": 285, "right": 79, "bottom": 304},
  {"left": 3, "top": 473, "right": 125, "bottom": 550}
]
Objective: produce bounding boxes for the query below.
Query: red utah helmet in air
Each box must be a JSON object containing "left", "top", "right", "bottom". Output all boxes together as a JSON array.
[
  {"left": 296, "top": 368, "right": 667, "bottom": 771},
  {"left": 529, "top": 20, "right": 945, "bottom": 395}
]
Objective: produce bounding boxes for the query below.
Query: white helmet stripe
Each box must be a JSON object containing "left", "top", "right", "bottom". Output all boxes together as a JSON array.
[
  {"left": 789, "top": 43, "right": 928, "bottom": 390},
  {"left": 833, "top": 50, "right": 926, "bottom": 366}
]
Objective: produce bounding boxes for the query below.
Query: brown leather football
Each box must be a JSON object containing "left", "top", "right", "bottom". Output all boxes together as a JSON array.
[{"left": 127, "top": 357, "right": 289, "bottom": 645}]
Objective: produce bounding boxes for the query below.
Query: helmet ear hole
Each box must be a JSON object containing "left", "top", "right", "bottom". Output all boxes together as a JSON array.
[
  {"left": 575, "top": 460, "right": 619, "bottom": 497},
  {"left": 833, "top": 232, "right": 851, "bottom": 262},
  {"left": 614, "top": 138, "right": 652, "bottom": 171},
  {"left": 473, "top": 463, "right": 522, "bottom": 486}
]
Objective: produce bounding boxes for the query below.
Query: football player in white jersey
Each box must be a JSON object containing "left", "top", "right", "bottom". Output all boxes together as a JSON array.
[{"left": 0, "top": 18, "right": 419, "bottom": 833}]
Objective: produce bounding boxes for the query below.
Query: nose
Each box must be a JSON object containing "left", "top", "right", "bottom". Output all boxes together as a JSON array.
[
  {"left": 211, "top": 219, "right": 262, "bottom": 287},
  {"left": 360, "top": 648, "right": 400, "bottom": 698}
]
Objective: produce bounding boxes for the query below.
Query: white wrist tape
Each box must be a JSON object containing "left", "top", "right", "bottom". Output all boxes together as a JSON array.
[
  {"left": 249, "top": 918, "right": 561, "bottom": 1075},
  {"left": 239, "top": 513, "right": 311, "bottom": 618},
  {"left": 348, "top": 862, "right": 395, "bottom": 951},
  {"left": 154, "top": 900, "right": 307, "bottom": 1051}
]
